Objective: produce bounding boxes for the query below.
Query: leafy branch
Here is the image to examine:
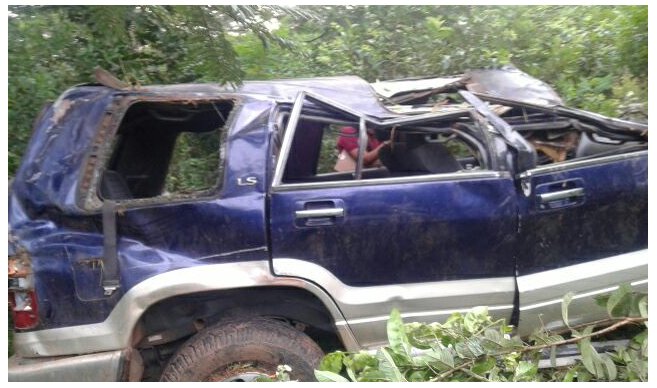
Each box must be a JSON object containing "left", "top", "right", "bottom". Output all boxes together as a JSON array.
[
  {"left": 524, "top": 317, "right": 647, "bottom": 353},
  {"left": 312, "top": 284, "right": 647, "bottom": 382}
]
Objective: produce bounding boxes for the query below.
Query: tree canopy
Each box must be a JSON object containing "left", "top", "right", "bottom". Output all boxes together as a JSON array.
[{"left": 8, "top": 5, "right": 647, "bottom": 175}]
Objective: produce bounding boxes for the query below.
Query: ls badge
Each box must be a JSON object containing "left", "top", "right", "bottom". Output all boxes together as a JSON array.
[{"left": 237, "top": 176, "right": 258, "bottom": 186}]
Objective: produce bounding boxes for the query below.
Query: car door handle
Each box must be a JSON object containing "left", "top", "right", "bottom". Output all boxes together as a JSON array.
[
  {"left": 538, "top": 188, "right": 585, "bottom": 204},
  {"left": 295, "top": 208, "right": 345, "bottom": 219}
]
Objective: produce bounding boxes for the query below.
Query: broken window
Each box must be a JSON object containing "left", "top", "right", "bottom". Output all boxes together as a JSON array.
[
  {"left": 100, "top": 100, "right": 233, "bottom": 201},
  {"left": 482, "top": 97, "right": 648, "bottom": 166},
  {"left": 373, "top": 68, "right": 647, "bottom": 169},
  {"left": 278, "top": 108, "right": 489, "bottom": 185}
]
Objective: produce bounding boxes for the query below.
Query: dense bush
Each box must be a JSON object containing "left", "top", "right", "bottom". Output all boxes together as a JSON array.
[{"left": 9, "top": 5, "right": 647, "bottom": 183}]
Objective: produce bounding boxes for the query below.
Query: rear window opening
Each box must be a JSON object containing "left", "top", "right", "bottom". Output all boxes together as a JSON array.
[{"left": 100, "top": 100, "right": 234, "bottom": 201}]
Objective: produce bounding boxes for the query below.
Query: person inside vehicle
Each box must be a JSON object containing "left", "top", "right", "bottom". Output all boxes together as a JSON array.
[{"left": 334, "top": 126, "right": 389, "bottom": 171}]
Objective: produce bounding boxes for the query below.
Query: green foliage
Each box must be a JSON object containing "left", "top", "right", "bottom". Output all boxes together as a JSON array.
[
  {"left": 312, "top": 285, "right": 647, "bottom": 382},
  {"left": 8, "top": 5, "right": 307, "bottom": 176},
  {"left": 233, "top": 5, "right": 646, "bottom": 92},
  {"left": 8, "top": 5, "right": 647, "bottom": 180},
  {"left": 164, "top": 131, "right": 222, "bottom": 194}
]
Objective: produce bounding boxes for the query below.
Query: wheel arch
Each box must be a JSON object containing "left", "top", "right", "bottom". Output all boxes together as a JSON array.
[
  {"left": 13, "top": 261, "right": 358, "bottom": 359},
  {"left": 133, "top": 285, "right": 346, "bottom": 351}
]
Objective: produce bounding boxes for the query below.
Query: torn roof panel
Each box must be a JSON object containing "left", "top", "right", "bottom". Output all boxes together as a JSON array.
[
  {"left": 464, "top": 65, "right": 564, "bottom": 106},
  {"left": 137, "top": 76, "right": 400, "bottom": 120},
  {"left": 370, "top": 75, "right": 463, "bottom": 100},
  {"left": 370, "top": 65, "right": 564, "bottom": 107}
]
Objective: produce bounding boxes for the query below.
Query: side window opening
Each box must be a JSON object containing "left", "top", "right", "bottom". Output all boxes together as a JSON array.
[
  {"left": 280, "top": 111, "right": 488, "bottom": 185},
  {"left": 100, "top": 100, "right": 234, "bottom": 201}
]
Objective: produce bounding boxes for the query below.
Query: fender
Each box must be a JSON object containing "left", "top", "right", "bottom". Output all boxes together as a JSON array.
[{"left": 13, "top": 261, "right": 359, "bottom": 357}]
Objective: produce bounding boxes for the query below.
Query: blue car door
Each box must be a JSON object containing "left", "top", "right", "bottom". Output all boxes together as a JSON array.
[
  {"left": 268, "top": 92, "right": 519, "bottom": 348},
  {"left": 514, "top": 146, "right": 648, "bottom": 335}
]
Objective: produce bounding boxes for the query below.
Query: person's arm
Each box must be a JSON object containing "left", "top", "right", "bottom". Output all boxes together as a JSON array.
[{"left": 347, "top": 141, "right": 389, "bottom": 167}]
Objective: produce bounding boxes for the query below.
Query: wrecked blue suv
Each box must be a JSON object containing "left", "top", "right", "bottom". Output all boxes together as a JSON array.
[{"left": 9, "top": 67, "right": 648, "bottom": 381}]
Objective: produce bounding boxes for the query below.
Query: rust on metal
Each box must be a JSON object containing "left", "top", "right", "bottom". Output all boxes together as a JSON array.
[{"left": 8, "top": 249, "right": 32, "bottom": 279}]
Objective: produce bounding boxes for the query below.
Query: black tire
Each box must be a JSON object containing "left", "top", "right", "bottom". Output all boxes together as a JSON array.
[{"left": 159, "top": 317, "right": 324, "bottom": 382}]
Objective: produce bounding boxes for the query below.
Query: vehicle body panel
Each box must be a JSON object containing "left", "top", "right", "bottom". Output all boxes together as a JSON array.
[
  {"left": 270, "top": 176, "right": 518, "bottom": 285},
  {"left": 516, "top": 250, "right": 648, "bottom": 335},
  {"left": 514, "top": 151, "right": 648, "bottom": 334},
  {"left": 11, "top": 261, "right": 357, "bottom": 357},
  {"left": 9, "top": 349, "right": 130, "bottom": 382},
  {"left": 516, "top": 152, "right": 648, "bottom": 275},
  {"left": 273, "top": 258, "right": 516, "bottom": 348},
  {"left": 9, "top": 92, "right": 276, "bottom": 331}
]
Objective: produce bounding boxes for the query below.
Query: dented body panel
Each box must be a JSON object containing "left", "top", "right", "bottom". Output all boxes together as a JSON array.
[
  {"left": 8, "top": 71, "right": 648, "bottom": 381},
  {"left": 270, "top": 175, "right": 518, "bottom": 285},
  {"left": 517, "top": 152, "right": 648, "bottom": 274}
]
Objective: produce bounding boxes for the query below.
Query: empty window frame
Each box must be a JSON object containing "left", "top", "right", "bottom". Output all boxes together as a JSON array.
[
  {"left": 474, "top": 96, "right": 648, "bottom": 166},
  {"left": 100, "top": 100, "right": 233, "bottom": 201},
  {"left": 279, "top": 113, "right": 489, "bottom": 184}
]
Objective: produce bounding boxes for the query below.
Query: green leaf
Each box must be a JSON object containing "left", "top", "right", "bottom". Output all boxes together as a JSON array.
[
  {"left": 530, "top": 331, "right": 564, "bottom": 347},
  {"left": 387, "top": 309, "right": 410, "bottom": 357},
  {"left": 378, "top": 348, "right": 406, "bottom": 382},
  {"left": 483, "top": 328, "right": 504, "bottom": 347},
  {"left": 606, "top": 283, "right": 631, "bottom": 317},
  {"left": 472, "top": 356, "right": 496, "bottom": 375},
  {"left": 464, "top": 311, "right": 478, "bottom": 333},
  {"left": 640, "top": 335, "right": 648, "bottom": 358},
  {"left": 406, "top": 323, "right": 438, "bottom": 349},
  {"left": 314, "top": 369, "right": 350, "bottom": 382},
  {"left": 561, "top": 291, "right": 575, "bottom": 327},
  {"left": 579, "top": 326, "right": 598, "bottom": 375},
  {"left": 514, "top": 361, "right": 537, "bottom": 381},
  {"left": 488, "top": 366, "right": 501, "bottom": 382},
  {"left": 501, "top": 324, "right": 514, "bottom": 334},
  {"left": 407, "top": 370, "right": 429, "bottom": 382},
  {"left": 601, "top": 355, "right": 617, "bottom": 381},
  {"left": 578, "top": 369, "right": 592, "bottom": 382},
  {"left": 632, "top": 328, "right": 648, "bottom": 345},
  {"left": 455, "top": 338, "right": 485, "bottom": 359},
  {"left": 356, "top": 368, "right": 389, "bottom": 382},
  {"left": 546, "top": 334, "right": 565, "bottom": 344},
  {"left": 424, "top": 347, "right": 455, "bottom": 369},
  {"left": 563, "top": 368, "right": 577, "bottom": 382},
  {"left": 318, "top": 351, "right": 344, "bottom": 374},
  {"left": 342, "top": 351, "right": 378, "bottom": 381},
  {"left": 345, "top": 364, "right": 357, "bottom": 382},
  {"left": 348, "top": 351, "right": 378, "bottom": 371},
  {"left": 638, "top": 295, "right": 648, "bottom": 318}
]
